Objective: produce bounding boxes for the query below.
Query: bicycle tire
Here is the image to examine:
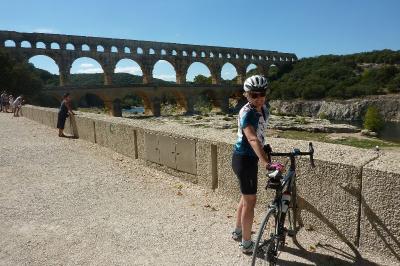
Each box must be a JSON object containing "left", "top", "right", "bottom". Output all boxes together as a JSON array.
[
  {"left": 287, "top": 181, "right": 298, "bottom": 237},
  {"left": 251, "top": 208, "right": 279, "bottom": 266}
]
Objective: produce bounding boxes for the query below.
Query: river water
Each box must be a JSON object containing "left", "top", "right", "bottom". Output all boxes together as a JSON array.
[
  {"left": 122, "top": 107, "right": 145, "bottom": 114},
  {"left": 332, "top": 120, "right": 400, "bottom": 143}
]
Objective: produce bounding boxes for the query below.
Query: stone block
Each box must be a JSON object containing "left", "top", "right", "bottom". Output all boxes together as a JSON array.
[
  {"left": 196, "top": 140, "right": 213, "bottom": 189},
  {"left": 215, "top": 142, "right": 241, "bottom": 201},
  {"left": 94, "top": 119, "right": 137, "bottom": 159},
  {"left": 295, "top": 158, "right": 362, "bottom": 245},
  {"left": 267, "top": 139, "right": 377, "bottom": 246},
  {"left": 73, "top": 115, "right": 96, "bottom": 143},
  {"left": 21, "top": 106, "right": 32, "bottom": 119},
  {"left": 359, "top": 151, "right": 400, "bottom": 262},
  {"left": 136, "top": 128, "right": 145, "bottom": 160}
]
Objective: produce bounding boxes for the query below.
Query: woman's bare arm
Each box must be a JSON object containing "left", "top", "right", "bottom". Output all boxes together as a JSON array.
[
  {"left": 243, "top": 125, "right": 270, "bottom": 168},
  {"left": 66, "top": 101, "right": 75, "bottom": 115}
]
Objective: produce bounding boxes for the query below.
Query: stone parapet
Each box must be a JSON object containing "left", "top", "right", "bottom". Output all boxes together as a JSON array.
[{"left": 20, "top": 105, "right": 399, "bottom": 263}]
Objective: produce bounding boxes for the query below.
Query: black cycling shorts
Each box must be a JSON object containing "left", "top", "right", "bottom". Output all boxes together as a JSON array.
[{"left": 232, "top": 153, "right": 259, "bottom": 195}]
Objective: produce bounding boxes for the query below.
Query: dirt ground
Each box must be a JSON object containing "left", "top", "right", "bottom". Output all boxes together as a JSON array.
[{"left": 0, "top": 113, "right": 397, "bottom": 265}]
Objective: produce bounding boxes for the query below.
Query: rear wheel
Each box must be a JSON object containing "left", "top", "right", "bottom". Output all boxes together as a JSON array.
[{"left": 251, "top": 208, "right": 279, "bottom": 266}]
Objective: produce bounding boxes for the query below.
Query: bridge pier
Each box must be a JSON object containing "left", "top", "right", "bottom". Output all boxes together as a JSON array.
[
  {"left": 176, "top": 72, "right": 186, "bottom": 84},
  {"left": 184, "top": 101, "right": 195, "bottom": 115},
  {"left": 180, "top": 96, "right": 195, "bottom": 115},
  {"left": 59, "top": 70, "right": 70, "bottom": 86},
  {"left": 175, "top": 61, "right": 189, "bottom": 85},
  {"left": 142, "top": 62, "right": 154, "bottom": 84},
  {"left": 212, "top": 97, "right": 230, "bottom": 113},
  {"left": 58, "top": 62, "right": 72, "bottom": 86},
  {"left": 104, "top": 100, "right": 122, "bottom": 117},
  {"left": 150, "top": 98, "right": 161, "bottom": 116},
  {"left": 141, "top": 96, "right": 161, "bottom": 116},
  {"left": 236, "top": 65, "right": 247, "bottom": 85},
  {"left": 103, "top": 63, "right": 114, "bottom": 85},
  {"left": 209, "top": 64, "right": 222, "bottom": 85},
  {"left": 104, "top": 72, "right": 113, "bottom": 85}
]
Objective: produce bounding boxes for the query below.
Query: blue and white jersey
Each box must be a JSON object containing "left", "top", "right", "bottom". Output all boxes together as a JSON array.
[{"left": 234, "top": 103, "right": 269, "bottom": 157}]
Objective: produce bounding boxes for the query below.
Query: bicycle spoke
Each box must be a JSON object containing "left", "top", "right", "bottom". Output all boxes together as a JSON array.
[{"left": 252, "top": 209, "right": 279, "bottom": 266}]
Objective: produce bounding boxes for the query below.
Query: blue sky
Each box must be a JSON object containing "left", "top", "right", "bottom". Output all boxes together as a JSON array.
[{"left": 1, "top": 0, "right": 400, "bottom": 81}]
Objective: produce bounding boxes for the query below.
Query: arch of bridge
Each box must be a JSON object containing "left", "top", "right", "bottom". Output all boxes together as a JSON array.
[
  {"left": 1, "top": 30, "right": 297, "bottom": 86},
  {"left": 43, "top": 85, "right": 241, "bottom": 116}
]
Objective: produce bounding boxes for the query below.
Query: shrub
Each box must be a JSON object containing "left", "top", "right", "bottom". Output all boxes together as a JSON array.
[
  {"left": 388, "top": 73, "right": 400, "bottom": 93},
  {"left": 295, "top": 117, "right": 309, "bottom": 124},
  {"left": 363, "top": 106, "right": 384, "bottom": 132},
  {"left": 318, "top": 112, "right": 328, "bottom": 119}
]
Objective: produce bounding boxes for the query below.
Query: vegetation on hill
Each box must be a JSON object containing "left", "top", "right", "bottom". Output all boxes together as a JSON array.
[
  {"left": 269, "top": 49, "right": 400, "bottom": 100},
  {"left": 39, "top": 71, "right": 174, "bottom": 87},
  {"left": 0, "top": 49, "right": 43, "bottom": 100},
  {"left": 2, "top": 48, "right": 400, "bottom": 106}
]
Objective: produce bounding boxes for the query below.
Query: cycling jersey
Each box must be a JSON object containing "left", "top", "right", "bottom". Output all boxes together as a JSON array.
[{"left": 233, "top": 102, "right": 269, "bottom": 157}]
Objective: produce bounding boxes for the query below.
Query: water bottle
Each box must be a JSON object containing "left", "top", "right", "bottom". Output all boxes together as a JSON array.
[{"left": 281, "top": 191, "right": 291, "bottom": 213}]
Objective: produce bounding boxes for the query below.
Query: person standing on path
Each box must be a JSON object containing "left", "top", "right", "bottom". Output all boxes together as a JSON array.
[
  {"left": 231, "top": 75, "right": 283, "bottom": 254},
  {"left": 57, "top": 93, "right": 75, "bottom": 137},
  {"left": 1, "top": 92, "right": 9, "bottom": 112},
  {"left": 0, "top": 91, "right": 5, "bottom": 112},
  {"left": 12, "top": 95, "right": 24, "bottom": 117},
  {"left": 8, "top": 95, "right": 14, "bottom": 113}
]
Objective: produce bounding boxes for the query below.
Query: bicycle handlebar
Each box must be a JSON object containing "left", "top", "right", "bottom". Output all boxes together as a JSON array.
[{"left": 264, "top": 142, "right": 315, "bottom": 167}]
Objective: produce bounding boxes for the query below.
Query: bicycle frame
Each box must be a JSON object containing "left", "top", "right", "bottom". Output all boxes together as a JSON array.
[
  {"left": 252, "top": 143, "right": 314, "bottom": 265},
  {"left": 268, "top": 168, "right": 296, "bottom": 230}
]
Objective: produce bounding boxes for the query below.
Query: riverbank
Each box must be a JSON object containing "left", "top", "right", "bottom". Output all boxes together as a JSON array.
[{"left": 270, "top": 93, "right": 400, "bottom": 121}]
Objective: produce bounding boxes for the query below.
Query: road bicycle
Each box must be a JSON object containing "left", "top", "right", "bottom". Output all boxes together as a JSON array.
[{"left": 251, "top": 142, "right": 315, "bottom": 266}]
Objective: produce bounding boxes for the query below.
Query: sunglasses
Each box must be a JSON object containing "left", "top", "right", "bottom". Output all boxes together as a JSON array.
[{"left": 249, "top": 91, "right": 266, "bottom": 98}]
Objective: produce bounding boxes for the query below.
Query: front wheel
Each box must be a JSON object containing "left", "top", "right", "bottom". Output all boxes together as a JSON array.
[{"left": 251, "top": 208, "right": 279, "bottom": 266}]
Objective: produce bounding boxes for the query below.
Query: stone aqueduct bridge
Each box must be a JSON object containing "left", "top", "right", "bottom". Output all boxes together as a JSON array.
[
  {"left": 1, "top": 30, "right": 297, "bottom": 116},
  {"left": 43, "top": 84, "right": 243, "bottom": 116}
]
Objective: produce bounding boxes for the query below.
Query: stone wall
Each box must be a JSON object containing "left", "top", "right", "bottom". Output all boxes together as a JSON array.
[{"left": 20, "top": 105, "right": 400, "bottom": 263}]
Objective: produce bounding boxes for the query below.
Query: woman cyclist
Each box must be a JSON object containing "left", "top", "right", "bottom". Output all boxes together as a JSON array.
[{"left": 231, "top": 75, "right": 282, "bottom": 254}]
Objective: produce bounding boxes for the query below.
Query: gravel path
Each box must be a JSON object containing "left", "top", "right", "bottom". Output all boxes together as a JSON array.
[{"left": 0, "top": 113, "right": 396, "bottom": 265}]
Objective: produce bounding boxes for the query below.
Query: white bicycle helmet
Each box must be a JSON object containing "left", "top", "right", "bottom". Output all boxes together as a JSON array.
[{"left": 243, "top": 75, "right": 268, "bottom": 92}]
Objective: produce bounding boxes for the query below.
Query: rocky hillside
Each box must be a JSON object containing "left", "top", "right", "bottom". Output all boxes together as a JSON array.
[{"left": 270, "top": 94, "right": 400, "bottom": 121}]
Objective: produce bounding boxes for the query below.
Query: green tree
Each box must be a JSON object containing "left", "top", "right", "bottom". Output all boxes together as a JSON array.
[
  {"left": 387, "top": 73, "right": 400, "bottom": 93},
  {"left": 363, "top": 106, "right": 384, "bottom": 132},
  {"left": 193, "top": 74, "right": 212, "bottom": 84},
  {"left": 0, "top": 48, "right": 43, "bottom": 99}
]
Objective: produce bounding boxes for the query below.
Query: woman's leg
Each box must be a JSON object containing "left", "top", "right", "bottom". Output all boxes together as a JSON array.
[
  {"left": 241, "top": 194, "right": 257, "bottom": 241},
  {"left": 235, "top": 196, "right": 244, "bottom": 230},
  {"left": 57, "top": 114, "right": 67, "bottom": 136}
]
